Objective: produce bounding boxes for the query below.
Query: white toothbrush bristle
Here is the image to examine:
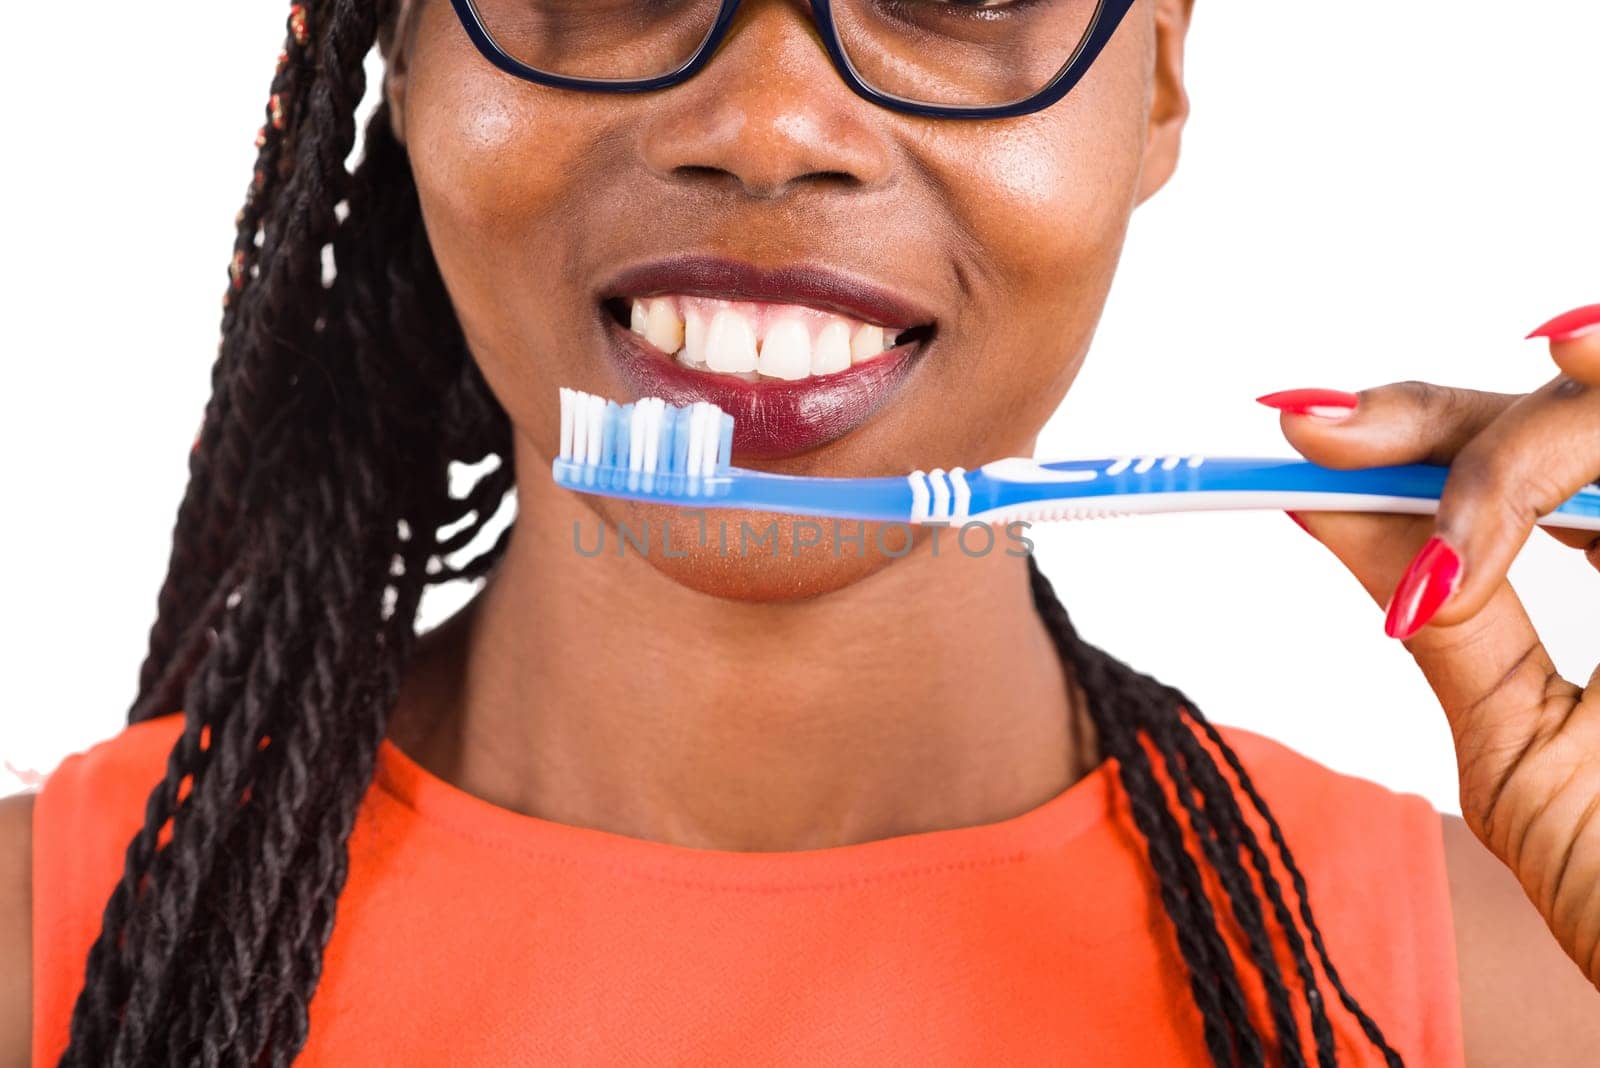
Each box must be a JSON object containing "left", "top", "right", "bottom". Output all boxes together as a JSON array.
[
  {"left": 698, "top": 403, "right": 718, "bottom": 477},
  {"left": 558, "top": 388, "right": 574, "bottom": 461},
  {"left": 643, "top": 397, "right": 663, "bottom": 474},
  {"left": 585, "top": 394, "right": 604, "bottom": 464},
  {"left": 686, "top": 403, "right": 706, "bottom": 478},
  {"left": 556, "top": 389, "right": 731, "bottom": 488},
  {"left": 570, "top": 392, "right": 586, "bottom": 463},
  {"left": 628, "top": 403, "right": 645, "bottom": 472}
]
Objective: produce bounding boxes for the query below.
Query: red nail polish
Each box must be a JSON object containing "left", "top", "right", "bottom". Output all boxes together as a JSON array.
[
  {"left": 1255, "top": 388, "right": 1360, "bottom": 418},
  {"left": 1383, "top": 536, "right": 1463, "bottom": 640},
  {"left": 1285, "top": 510, "right": 1311, "bottom": 534},
  {"left": 1527, "top": 304, "right": 1600, "bottom": 343}
]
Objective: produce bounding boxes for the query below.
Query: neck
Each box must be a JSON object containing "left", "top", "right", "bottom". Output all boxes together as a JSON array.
[{"left": 390, "top": 451, "right": 1091, "bottom": 852}]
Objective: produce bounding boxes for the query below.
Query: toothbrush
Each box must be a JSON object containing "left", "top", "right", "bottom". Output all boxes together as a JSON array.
[{"left": 554, "top": 388, "right": 1600, "bottom": 531}]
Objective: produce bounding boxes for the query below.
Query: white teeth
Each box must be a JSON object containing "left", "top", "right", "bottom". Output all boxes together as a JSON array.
[
  {"left": 851, "top": 324, "right": 885, "bottom": 364},
  {"left": 757, "top": 319, "right": 812, "bottom": 381},
  {"left": 812, "top": 320, "right": 852, "bottom": 376},
  {"left": 704, "top": 309, "right": 758, "bottom": 373},
  {"left": 622, "top": 293, "right": 914, "bottom": 380},
  {"left": 682, "top": 307, "right": 708, "bottom": 366},
  {"left": 645, "top": 298, "right": 683, "bottom": 355}
]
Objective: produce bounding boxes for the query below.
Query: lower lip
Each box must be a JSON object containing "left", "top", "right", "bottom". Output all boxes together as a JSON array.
[{"left": 602, "top": 315, "right": 925, "bottom": 460}]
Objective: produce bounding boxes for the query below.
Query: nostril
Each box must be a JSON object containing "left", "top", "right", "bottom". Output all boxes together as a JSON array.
[
  {"left": 668, "top": 163, "right": 726, "bottom": 182},
  {"left": 668, "top": 163, "right": 861, "bottom": 198},
  {"left": 673, "top": 165, "right": 727, "bottom": 183}
]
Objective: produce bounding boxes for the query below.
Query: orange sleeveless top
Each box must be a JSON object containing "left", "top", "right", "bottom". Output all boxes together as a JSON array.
[{"left": 32, "top": 714, "right": 1464, "bottom": 1065}]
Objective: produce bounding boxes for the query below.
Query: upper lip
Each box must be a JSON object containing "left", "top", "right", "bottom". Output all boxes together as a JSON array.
[{"left": 597, "top": 255, "right": 936, "bottom": 333}]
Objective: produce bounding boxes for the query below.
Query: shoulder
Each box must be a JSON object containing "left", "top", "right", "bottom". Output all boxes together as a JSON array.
[
  {"left": 1206, "top": 725, "right": 1464, "bottom": 1063},
  {"left": 32, "top": 716, "right": 185, "bottom": 914},
  {"left": 1210, "top": 724, "right": 1455, "bottom": 935},
  {"left": 27, "top": 716, "right": 186, "bottom": 1068},
  {"left": 1214, "top": 725, "right": 1600, "bottom": 1064},
  {"left": 35, "top": 715, "right": 186, "bottom": 816},
  {"left": 1441, "top": 814, "right": 1600, "bottom": 1065},
  {"left": 0, "top": 792, "right": 33, "bottom": 1068},
  {"left": 1210, "top": 724, "right": 1442, "bottom": 859},
  {"left": 1209, "top": 724, "right": 1454, "bottom": 933}
]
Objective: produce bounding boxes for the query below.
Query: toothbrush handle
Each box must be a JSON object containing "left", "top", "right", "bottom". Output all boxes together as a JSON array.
[
  {"left": 570, "top": 458, "right": 1600, "bottom": 530},
  {"left": 957, "top": 456, "right": 1600, "bottom": 531},
  {"left": 718, "top": 470, "right": 918, "bottom": 522}
]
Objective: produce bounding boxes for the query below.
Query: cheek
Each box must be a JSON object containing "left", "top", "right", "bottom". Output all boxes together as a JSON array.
[
  {"left": 941, "top": 16, "right": 1151, "bottom": 296},
  {"left": 402, "top": 20, "right": 602, "bottom": 326},
  {"left": 973, "top": 125, "right": 1084, "bottom": 211},
  {"left": 991, "top": 123, "right": 1136, "bottom": 220},
  {"left": 407, "top": 81, "right": 577, "bottom": 266},
  {"left": 913, "top": 72, "right": 1147, "bottom": 456},
  {"left": 400, "top": 28, "right": 622, "bottom": 407},
  {"left": 960, "top": 115, "right": 1144, "bottom": 292}
]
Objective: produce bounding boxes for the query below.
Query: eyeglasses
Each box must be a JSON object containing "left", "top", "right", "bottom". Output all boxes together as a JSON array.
[{"left": 446, "top": 0, "right": 1138, "bottom": 120}]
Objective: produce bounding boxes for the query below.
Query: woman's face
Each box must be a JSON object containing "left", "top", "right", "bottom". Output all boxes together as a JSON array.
[{"left": 386, "top": 0, "right": 1189, "bottom": 599}]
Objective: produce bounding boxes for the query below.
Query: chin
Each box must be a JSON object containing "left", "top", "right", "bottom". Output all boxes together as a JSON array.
[{"left": 583, "top": 498, "right": 926, "bottom": 602}]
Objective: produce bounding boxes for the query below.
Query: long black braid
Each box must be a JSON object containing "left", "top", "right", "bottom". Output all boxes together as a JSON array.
[{"left": 60, "top": 3, "right": 1402, "bottom": 1064}]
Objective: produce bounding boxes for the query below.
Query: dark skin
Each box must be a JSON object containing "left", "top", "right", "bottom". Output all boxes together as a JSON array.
[{"left": 4, "top": 2, "right": 1600, "bottom": 1062}]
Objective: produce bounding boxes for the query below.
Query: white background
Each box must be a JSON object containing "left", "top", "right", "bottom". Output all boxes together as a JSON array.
[{"left": 3, "top": 3, "right": 1597, "bottom": 813}]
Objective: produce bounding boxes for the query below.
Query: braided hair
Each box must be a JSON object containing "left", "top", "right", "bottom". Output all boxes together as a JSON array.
[{"left": 60, "top": 3, "right": 1401, "bottom": 1064}]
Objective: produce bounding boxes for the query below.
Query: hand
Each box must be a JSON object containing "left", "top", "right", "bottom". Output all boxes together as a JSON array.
[{"left": 1258, "top": 303, "right": 1600, "bottom": 987}]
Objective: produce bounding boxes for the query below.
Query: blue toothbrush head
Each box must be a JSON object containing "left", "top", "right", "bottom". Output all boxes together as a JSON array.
[{"left": 555, "top": 388, "right": 735, "bottom": 494}]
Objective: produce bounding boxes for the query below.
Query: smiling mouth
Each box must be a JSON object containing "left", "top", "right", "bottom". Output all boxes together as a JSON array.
[
  {"left": 594, "top": 257, "right": 938, "bottom": 460},
  {"left": 600, "top": 294, "right": 935, "bottom": 383}
]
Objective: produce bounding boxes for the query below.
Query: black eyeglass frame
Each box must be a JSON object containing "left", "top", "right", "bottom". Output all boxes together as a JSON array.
[{"left": 446, "top": 0, "right": 1140, "bottom": 120}]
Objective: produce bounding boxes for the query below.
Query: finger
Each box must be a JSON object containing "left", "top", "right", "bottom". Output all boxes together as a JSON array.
[
  {"left": 1530, "top": 306, "right": 1600, "bottom": 559},
  {"left": 1529, "top": 303, "right": 1600, "bottom": 386},
  {"left": 1386, "top": 372, "right": 1600, "bottom": 638},
  {"left": 1262, "top": 380, "right": 1600, "bottom": 557},
  {"left": 1552, "top": 334, "right": 1600, "bottom": 387},
  {"left": 1257, "top": 381, "right": 1520, "bottom": 470}
]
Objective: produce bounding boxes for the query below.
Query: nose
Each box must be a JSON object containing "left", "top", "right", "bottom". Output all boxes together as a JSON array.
[{"left": 636, "top": 1, "right": 894, "bottom": 200}]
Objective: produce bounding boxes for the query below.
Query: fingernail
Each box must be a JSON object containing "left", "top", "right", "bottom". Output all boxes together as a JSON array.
[
  {"left": 1383, "top": 536, "right": 1463, "bottom": 640},
  {"left": 1256, "top": 388, "right": 1360, "bottom": 420},
  {"left": 1285, "top": 510, "right": 1312, "bottom": 535},
  {"left": 1527, "top": 304, "right": 1600, "bottom": 344}
]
